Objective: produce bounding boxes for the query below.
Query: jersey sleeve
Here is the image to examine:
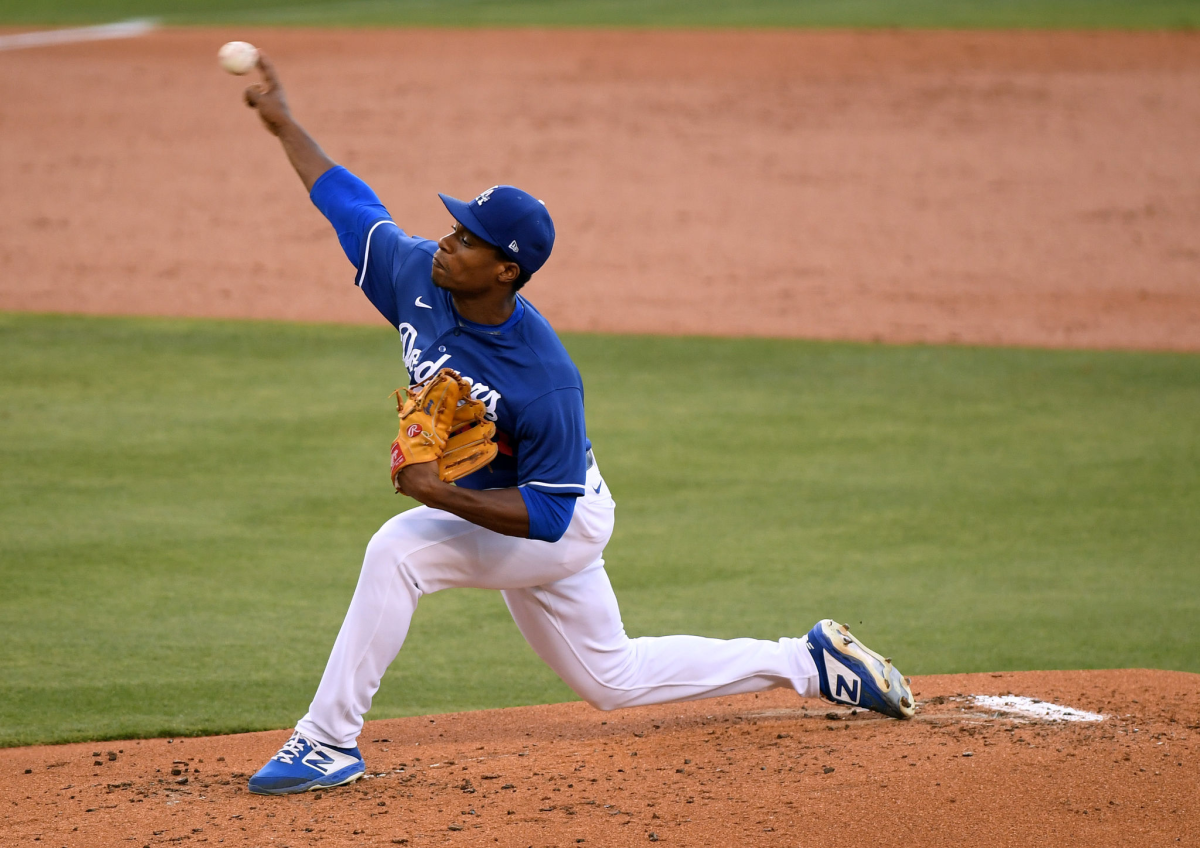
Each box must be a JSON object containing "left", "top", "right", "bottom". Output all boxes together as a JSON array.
[
  {"left": 514, "top": 388, "right": 588, "bottom": 497},
  {"left": 310, "top": 165, "right": 391, "bottom": 263},
  {"left": 309, "top": 166, "right": 433, "bottom": 327},
  {"left": 519, "top": 487, "right": 578, "bottom": 543}
]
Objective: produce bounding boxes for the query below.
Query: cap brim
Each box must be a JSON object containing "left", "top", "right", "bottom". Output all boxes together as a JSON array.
[{"left": 438, "top": 194, "right": 499, "bottom": 247}]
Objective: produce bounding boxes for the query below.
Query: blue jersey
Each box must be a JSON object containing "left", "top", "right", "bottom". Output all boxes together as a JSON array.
[{"left": 311, "top": 167, "right": 591, "bottom": 503}]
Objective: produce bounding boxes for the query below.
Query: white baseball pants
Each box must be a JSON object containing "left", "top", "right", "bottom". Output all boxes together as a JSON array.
[{"left": 296, "top": 457, "right": 819, "bottom": 748}]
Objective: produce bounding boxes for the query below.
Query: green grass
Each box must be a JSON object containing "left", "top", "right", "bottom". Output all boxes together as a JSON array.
[
  {"left": 2, "top": 0, "right": 1200, "bottom": 29},
  {"left": 1, "top": 312, "right": 1197, "bottom": 746}
]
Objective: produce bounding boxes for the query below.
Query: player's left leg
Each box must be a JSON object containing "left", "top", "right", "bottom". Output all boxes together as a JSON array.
[
  {"left": 249, "top": 499, "right": 614, "bottom": 795},
  {"left": 290, "top": 504, "right": 612, "bottom": 749}
]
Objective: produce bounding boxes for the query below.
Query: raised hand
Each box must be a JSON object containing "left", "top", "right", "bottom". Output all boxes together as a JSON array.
[
  {"left": 244, "top": 51, "right": 292, "bottom": 137},
  {"left": 238, "top": 50, "right": 335, "bottom": 192}
]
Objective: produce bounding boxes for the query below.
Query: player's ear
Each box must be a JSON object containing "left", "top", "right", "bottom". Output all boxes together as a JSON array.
[{"left": 496, "top": 261, "right": 521, "bottom": 286}]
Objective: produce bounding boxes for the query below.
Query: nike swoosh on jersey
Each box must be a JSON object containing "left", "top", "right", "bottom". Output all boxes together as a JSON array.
[
  {"left": 415, "top": 296, "right": 432, "bottom": 309},
  {"left": 593, "top": 482, "right": 602, "bottom": 493}
]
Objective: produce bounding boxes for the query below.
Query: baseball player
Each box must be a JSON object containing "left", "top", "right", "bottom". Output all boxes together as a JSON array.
[{"left": 239, "top": 54, "right": 915, "bottom": 795}]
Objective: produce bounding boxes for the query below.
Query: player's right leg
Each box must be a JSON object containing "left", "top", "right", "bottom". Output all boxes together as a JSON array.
[
  {"left": 503, "top": 572, "right": 915, "bottom": 719},
  {"left": 497, "top": 456, "right": 915, "bottom": 720},
  {"left": 501, "top": 559, "right": 824, "bottom": 710},
  {"left": 500, "top": 563, "right": 914, "bottom": 718},
  {"left": 803, "top": 619, "right": 915, "bottom": 719}
]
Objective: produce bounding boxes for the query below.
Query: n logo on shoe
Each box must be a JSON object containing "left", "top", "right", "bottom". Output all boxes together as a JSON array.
[
  {"left": 302, "top": 749, "right": 335, "bottom": 775},
  {"left": 823, "top": 650, "right": 861, "bottom": 705}
]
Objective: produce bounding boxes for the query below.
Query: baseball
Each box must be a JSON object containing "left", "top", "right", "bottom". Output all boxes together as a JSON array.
[{"left": 218, "top": 41, "right": 259, "bottom": 75}]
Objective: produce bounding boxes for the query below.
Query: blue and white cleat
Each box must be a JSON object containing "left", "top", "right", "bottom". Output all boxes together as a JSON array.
[
  {"left": 805, "top": 619, "right": 915, "bottom": 719},
  {"left": 248, "top": 731, "right": 366, "bottom": 795}
]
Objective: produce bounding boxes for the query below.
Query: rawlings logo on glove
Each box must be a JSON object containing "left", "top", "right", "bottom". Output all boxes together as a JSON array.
[{"left": 389, "top": 368, "right": 498, "bottom": 490}]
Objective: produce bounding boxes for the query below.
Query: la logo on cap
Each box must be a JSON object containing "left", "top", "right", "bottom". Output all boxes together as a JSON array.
[{"left": 475, "top": 187, "right": 496, "bottom": 206}]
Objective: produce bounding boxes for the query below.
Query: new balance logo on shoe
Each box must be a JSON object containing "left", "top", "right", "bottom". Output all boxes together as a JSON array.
[
  {"left": 805, "top": 620, "right": 915, "bottom": 720},
  {"left": 249, "top": 731, "right": 367, "bottom": 795},
  {"left": 822, "top": 649, "right": 862, "bottom": 706},
  {"left": 836, "top": 673, "right": 860, "bottom": 703},
  {"left": 302, "top": 749, "right": 335, "bottom": 775}
]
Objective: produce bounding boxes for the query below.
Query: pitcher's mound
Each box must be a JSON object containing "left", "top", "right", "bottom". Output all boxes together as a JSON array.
[{"left": 2, "top": 669, "right": 1196, "bottom": 846}]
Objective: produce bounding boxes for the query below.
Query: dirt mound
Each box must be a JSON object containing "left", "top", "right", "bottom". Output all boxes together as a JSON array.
[
  {"left": 2, "top": 669, "right": 1196, "bottom": 846},
  {"left": 2, "top": 28, "right": 1200, "bottom": 349}
]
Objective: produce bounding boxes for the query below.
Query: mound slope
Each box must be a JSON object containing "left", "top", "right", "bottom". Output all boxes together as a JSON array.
[{"left": 2, "top": 670, "right": 1196, "bottom": 846}]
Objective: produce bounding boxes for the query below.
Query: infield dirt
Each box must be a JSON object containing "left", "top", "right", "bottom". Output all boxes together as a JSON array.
[
  {"left": 1, "top": 27, "right": 1199, "bottom": 348},
  {"left": 2, "top": 670, "right": 1198, "bottom": 847}
]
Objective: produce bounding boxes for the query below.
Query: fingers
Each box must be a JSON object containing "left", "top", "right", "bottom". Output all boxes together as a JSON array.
[
  {"left": 256, "top": 50, "right": 279, "bottom": 91},
  {"left": 241, "top": 49, "right": 276, "bottom": 109}
]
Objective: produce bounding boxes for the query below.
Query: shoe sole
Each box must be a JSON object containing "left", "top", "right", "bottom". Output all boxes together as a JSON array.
[
  {"left": 811, "top": 619, "right": 916, "bottom": 719},
  {"left": 248, "top": 764, "right": 365, "bottom": 796}
]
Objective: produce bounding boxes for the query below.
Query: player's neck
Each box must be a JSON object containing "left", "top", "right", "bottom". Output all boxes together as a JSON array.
[{"left": 451, "top": 291, "right": 518, "bottom": 327}]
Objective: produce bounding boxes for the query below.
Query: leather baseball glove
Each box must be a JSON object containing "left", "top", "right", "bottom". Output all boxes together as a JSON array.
[
  {"left": 389, "top": 368, "right": 498, "bottom": 489},
  {"left": 439, "top": 395, "right": 498, "bottom": 482}
]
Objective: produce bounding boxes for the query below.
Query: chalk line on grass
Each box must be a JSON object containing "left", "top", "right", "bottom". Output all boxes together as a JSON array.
[{"left": 0, "top": 19, "right": 157, "bottom": 52}]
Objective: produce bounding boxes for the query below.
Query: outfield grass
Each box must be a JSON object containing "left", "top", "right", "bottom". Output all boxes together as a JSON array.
[
  {"left": 0, "top": 312, "right": 1197, "bottom": 746},
  {"left": 2, "top": 0, "right": 1199, "bottom": 29}
]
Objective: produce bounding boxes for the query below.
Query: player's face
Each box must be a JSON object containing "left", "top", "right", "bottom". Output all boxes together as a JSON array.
[{"left": 432, "top": 223, "right": 511, "bottom": 296}]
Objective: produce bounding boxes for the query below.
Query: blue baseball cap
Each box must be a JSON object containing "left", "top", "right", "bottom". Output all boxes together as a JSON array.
[{"left": 438, "top": 185, "right": 555, "bottom": 276}]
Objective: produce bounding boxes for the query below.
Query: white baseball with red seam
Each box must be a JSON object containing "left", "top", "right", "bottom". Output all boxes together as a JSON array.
[{"left": 218, "top": 41, "right": 259, "bottom": 75}]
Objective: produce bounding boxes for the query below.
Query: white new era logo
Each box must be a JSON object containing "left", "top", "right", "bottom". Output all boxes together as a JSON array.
[{"left": 508, "top": 240, "right": 519, "bottom": 253}]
